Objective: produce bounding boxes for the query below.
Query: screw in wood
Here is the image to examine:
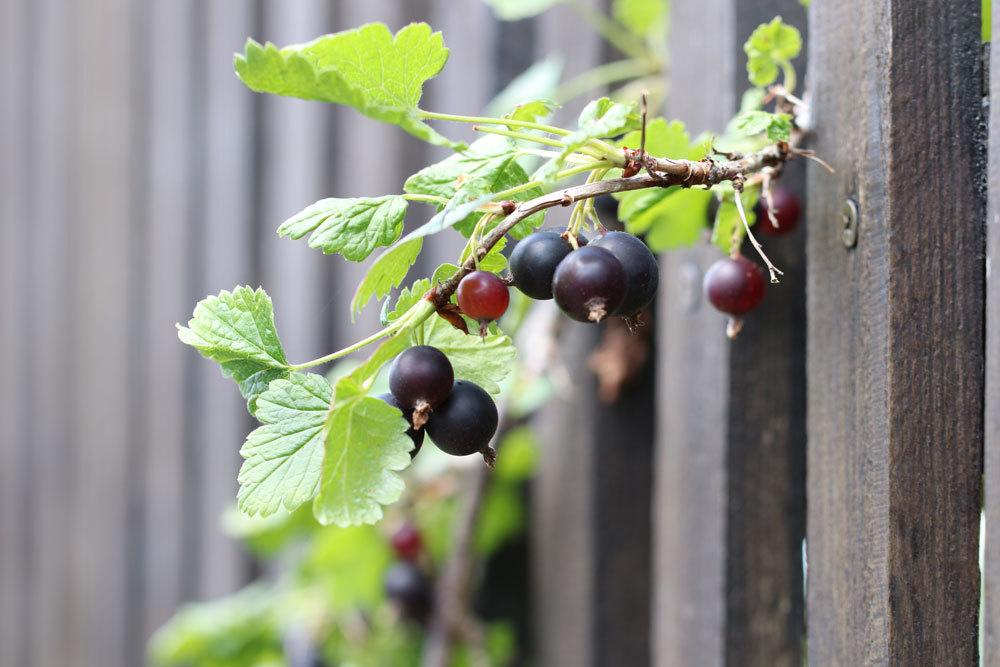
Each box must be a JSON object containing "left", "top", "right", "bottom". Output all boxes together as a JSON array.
[{"left": 841, "top": 198, "right": 859, "bottom": 248}]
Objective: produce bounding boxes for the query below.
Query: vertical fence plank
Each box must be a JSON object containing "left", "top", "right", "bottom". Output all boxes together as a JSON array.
[
  {"left": 195, "top": 0, "right": 257, "bottom": 602},
  {"left": 25, "top": 0, "right": 78, "bottom": 665},
  {"left": 139, "top": 0, "right": 199, "bottom": 645},
  {"left": 530, "top": 2, "right": 656, "bottom": 665},
  {"left": 0, "top": 0, "right": 32, "bottom": 665},
  {"left": 256, "top": 0, "right": 332, "bottom": 366},
  {"left": 68, "top": 0, "right": 137, "bottom": 664},
  {"left": 806, "top": 1, "right": 984, "bottom": 663},
  {"left": 655, "top": 2, "right": 807, "bottom": 665},
  {"left": 986, "top": 5, "right": 1000, "bottom": 664}
]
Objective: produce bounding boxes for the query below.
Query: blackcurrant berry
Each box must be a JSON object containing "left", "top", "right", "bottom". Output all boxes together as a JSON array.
[
  {"left": 384, "top": 561, "right": 432, "bottom": 621},
  {"left": 592, "top": 231, "right": 659, "bottom": 315},
  {"left": 388, "top": 345, "right": 454, "bottom": 428},
  {"left": 551, "top": 246, "right": 627, "bottom": 322},
  {"left": 703, "top": 255, "right": 767, "bottom": 316},
  {"left": 390, "top": 521, "right": 423, "bottom": 561},
  {"left": 425, "top": 380, "right": 498, "bottom": 458},
  {"left": 457, "top": 270, "right": 510, "bottom": 330},
  {"left": 756, "top": 187, "right": 802, "bottom": 236},
  {"left": 377, "top": 393, "right": 424, "bottom": 458},
  {"left": 509, "top": 230, "right": 575, "bottom": 300}
]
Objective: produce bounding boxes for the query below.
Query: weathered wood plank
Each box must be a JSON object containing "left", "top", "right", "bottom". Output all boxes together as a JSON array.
[
  {"left": 68, "top": 0, "right": 137, "bottom": 664},
  {"left": 655, "top": 2, "right": 808, "bottom": 666},
  {"left": 139, "top": 0, "right": 199, "bottom": 646},
  {"left": 530, "top": 2, "right": 656, "bottom": 665},
  {"left": 0, "top": 0, "right": 32, "bottom": 665},
  {"left": 194, "top": 0, "right": 257, "bottom": 602},
  {"left": 23, "top": 0, "right": 78, "bottom": 665},
  {"left": 806, "top": 1, "right": 984, "bottom": 663},
  {"left": 256, "top": 0, "right": 332, "bottom": 366}
]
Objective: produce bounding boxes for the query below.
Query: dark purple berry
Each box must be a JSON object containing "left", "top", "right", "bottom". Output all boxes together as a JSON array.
[
  {"left": 703, "top": 255, "right": 767, "bottom": 316},
  {"left": 378, "top": 393, "right": 424, "bottom": 458},
  {"left": 388, "top": 346, "right": 454, "bottom": 428},
  {"left": 756, "top": 187, "right": 802, "bottom": 236},
  {"left": 390, "top": 521, "right": 423, "bottom": 561},
  {"left": 509, "top": 230, "right": 575, "bottom": 300},
  {"left": 425, "top": 381, "right": 498, "bottom": 457},
  {"left": 592, "top": 231, "right": 659, "bottom": 315},
  {"left": 457, "top": 270, "right": 510, "bottom": 325},
  {"left": 384, "top": 561, "right": 432, "bottom": 622},
  {"left": 551, "top": 246, "right": 627, "bottom": 322}
]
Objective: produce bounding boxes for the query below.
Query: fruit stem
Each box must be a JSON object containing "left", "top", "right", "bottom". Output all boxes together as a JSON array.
[
  {"left": 418, "top": 110, "right": 570, "bottom": 136},
  {"left": 471, "top": 125, "right": 568, "bottom": 150},
  {"left": 732, "top": 186, "right": 783, "bottom": 283},
  {"left": 288, "top": 300, "right": 436, "bottom": 370}
]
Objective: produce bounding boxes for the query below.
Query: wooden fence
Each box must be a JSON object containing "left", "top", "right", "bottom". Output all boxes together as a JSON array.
[{"left": 0, "top": 0, "right": 994, "bottom": 665}]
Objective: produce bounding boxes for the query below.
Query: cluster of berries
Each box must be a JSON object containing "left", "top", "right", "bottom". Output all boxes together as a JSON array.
[{"left": 380, "top": 345, "right": 499, "bottom": 460}]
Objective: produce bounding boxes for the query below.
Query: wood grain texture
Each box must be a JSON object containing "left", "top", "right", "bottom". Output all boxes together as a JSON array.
[
  {"left": 655, "top": 2, "right": 807, "bottom": 666},
  {"left": 806, "top": 1, "right": 984, "bottom": 663}
]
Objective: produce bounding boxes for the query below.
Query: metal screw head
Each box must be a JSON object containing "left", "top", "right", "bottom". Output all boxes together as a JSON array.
[{"left": 841, "top": 198, "right": 859, "bottom": 248}]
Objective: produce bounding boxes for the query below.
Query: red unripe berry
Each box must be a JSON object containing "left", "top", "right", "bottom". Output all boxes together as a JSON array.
[
  {"left": 391, "top": 521, "right": 423, "bottom": 561},
  {"left": 756, "top": 187, "right": 802, "bottom": 236},
  {"left": 703, "top": 255, "right": 767, "bottom": 316},
  {"left": 457, "top": 271, "right": 509, "bottom": 323}
]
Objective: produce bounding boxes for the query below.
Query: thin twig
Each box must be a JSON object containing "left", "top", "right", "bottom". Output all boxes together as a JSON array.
[
  {"left": 733, "top": 181, "right": 783, "bottom": 283},
  {"left": 428, "top": 141, "right": 793, "bottom": 307}
]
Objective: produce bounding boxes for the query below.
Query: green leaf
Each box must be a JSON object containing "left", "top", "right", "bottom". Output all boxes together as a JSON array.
[
  {"left": 504, "top": 99, "right": 559, "bottom": 124},
  {"left": 733, "top": 110, "right": 792, "bottom": 141},
  {"left": 744, "top": 17, "right": 802, "bottom": 86},
  {"left": 149, "top": 584, "right": 282, "bottom": 667},
  {"left": 178, "top": 287, "right": 290, "bottom": 414},
  {"left": 277, "top": 195, "right": 407, "bottom": 261},
  {"left": 486, "top": 58, "right": 564, "bottom": 118},
  {"left": 351, "top": 238, "right": 423, "bottom": 318},
  {"left": 297, "top": 525, "right": 393, "bottom": 612},
  {"left": 237, "top": 373, "right": 330, "bottom": 517},
  {"left": 351, "top": 195, "right": 493, "bottom": 317},
  {"left": 420, "top": 312, "right": 516, "bottom": 394},
  {"left": 484, "top": 0, "right": 562, "bottom": 20},
  {"left": 234, "top": 23, "right": 460, "bottom": 148},
  {"left": 613, "top": 0, "right": 669, "bottom": 39},
  {"left": 535, "top": 97, "right": 639, "bottom": 182},
  {"left": 639, "top": 188, "right": 712, "bottom": 251},
  {"left": 405, "top": 136, "right": 545, "bottom": 238},
  {"left": 313, "top": 394, "right": 412, "bottom": 527}
]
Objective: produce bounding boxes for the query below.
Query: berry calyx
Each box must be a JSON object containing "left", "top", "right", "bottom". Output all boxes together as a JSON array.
[
  {"left": 509, "top": 230, "right": 576, "bottom": 300},
  {"left": 703, "top": 255, "right": 767, "bottom": 338},
  {"left": 388, "top": 345, "right": 454, "bottom": 429},
  {"left": 425, "top": 380, "right": 499, "bottom": 461},
  {"left": 551, "top": 246, "right": 627, "bottom": 322},
  {"left": 390, "top": 521, "right": 423, "bottom": 561},
  {"left": 377, "top": 393, "right": 425, "bottom": 458},
  {"left": 456, "top": 270, "right": 510, "bottom": 335},
  {"left": 756, "top": 187, "right": 802, "bottom": 235},
  {"left": 592, "top": 231, "right": 659, "bottom": 316},
  {"left": 384, "top": 561, "right": 432, "bottom": 622}
]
